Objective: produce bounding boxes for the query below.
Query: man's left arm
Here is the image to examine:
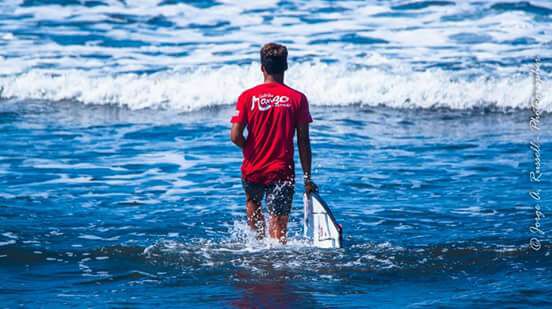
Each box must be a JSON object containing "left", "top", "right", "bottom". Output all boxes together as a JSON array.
[
  {"left": 230, "top": 122, "right": 246, "bottom": 149},
  {"left": 230, "top": 93, "right": 247, "bottom": 149}
]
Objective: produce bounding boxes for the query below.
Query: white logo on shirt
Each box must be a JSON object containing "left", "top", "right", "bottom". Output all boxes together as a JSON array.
[{"left": 251, "top": 94, "right": 290, "bottom": 112}]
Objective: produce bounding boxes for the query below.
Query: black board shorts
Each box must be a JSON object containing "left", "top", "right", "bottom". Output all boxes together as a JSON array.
[{"left": 241, "top": 179, "right": 294, "bottom": 216}]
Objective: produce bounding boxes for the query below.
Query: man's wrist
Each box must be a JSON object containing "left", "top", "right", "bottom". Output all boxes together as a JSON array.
[{"left": 303, "top": 173, "right": 311, "bottom": 182}]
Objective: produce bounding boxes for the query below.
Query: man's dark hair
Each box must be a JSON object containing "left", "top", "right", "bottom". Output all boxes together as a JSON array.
[{"left": 260, "top": 43, "right": 288, "bottom": 74}]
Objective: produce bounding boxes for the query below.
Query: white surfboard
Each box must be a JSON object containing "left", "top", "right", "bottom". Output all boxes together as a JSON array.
[{"left": 303, "top": 192, "right": 343, "bottom": 248}]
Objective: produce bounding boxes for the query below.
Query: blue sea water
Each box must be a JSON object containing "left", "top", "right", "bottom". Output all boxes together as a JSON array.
[{"left": 0, "top": 0, "right": 551, "bottom": 307}]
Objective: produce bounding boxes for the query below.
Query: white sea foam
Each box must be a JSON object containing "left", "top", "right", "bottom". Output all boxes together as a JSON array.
[
  {"left": 0, "top": 0, "right": 548, "bottom": 73},
  {"left": 0, "top": 62, "right": 549, "bottom": 112},
  {"left": 78, "top": 234, "right": 120, "bottom": 241},
  {"left": 0, "top": 240, "right": 16, "bottom": 246},
  {"left": 0, "top": 0, "right": 550, "bottom": 112}
]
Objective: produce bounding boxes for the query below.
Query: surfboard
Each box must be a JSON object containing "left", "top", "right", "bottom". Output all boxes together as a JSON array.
[{"left": 303, "top": 192, "right": 343, "bottom": 248}]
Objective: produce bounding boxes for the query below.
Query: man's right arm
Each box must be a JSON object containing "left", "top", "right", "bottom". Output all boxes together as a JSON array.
[{"left": 297, "top": 122, "right": 317, "bottom": 193}]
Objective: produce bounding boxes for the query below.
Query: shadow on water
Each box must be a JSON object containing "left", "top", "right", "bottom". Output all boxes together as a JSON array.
[{"left": 230, "top": 270, "right": 320, "bottom": 308}]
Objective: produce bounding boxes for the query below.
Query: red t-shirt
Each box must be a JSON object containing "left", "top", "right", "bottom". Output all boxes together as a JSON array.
[{"left": 231, "top": 82, "right": 312, "bottom": 185}]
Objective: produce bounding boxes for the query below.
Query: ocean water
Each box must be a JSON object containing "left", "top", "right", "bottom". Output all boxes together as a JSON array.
[{"left": 1, "top": 0, "right": 551, "bottom": 307}]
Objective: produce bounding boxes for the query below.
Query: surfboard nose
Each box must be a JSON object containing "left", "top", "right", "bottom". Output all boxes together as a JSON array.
[{"left": 304, "top": 192, "right": 343, "bottom": 248}]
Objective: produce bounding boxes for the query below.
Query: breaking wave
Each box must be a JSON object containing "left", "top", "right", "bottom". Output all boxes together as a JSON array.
[{"left": 1, "top": 62, "right": 548, "bottom": 112}]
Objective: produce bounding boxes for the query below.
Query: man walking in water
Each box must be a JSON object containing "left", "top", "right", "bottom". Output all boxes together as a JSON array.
[{"left": 230, "top": 43, "right": 316, "bottom": 244}]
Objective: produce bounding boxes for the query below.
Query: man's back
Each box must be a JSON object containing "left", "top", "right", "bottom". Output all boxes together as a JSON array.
[{"left": 231, "top": 82, "right": 312, "bottom": 185}]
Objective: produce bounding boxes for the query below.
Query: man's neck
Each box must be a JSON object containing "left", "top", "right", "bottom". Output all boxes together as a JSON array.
[{"left": 264, "top": 74, "right": 284, "bottom": 84}]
